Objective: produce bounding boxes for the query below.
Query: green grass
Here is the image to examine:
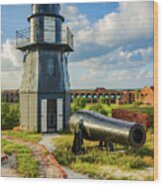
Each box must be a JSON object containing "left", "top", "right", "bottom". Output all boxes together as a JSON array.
[
  {"left": 52, "top": 130, "right": 154, "bottom": 180},
  {"left": 1, "top": 130, "right": 42, "bottom": 143},
  {"left": 2, "top": 139, "right": 39, "bottom": 177},
  {"left": 2, "top": 139, "right": 31, "bottom": 155},
  {"left": 16, "top": 153, "right": 39, "bottom": 177},
  {"left": 70, "top": 161, "right": 99, "bottom": 178}
]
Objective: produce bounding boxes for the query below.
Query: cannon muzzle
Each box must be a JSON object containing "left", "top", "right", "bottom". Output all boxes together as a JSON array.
[{"left": 69, "top": 110, "right": 146, "bottom": 148}]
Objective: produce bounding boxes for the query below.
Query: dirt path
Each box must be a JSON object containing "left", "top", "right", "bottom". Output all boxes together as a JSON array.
[
  {"left": 39, "top": 134, "right": 89, "bottom": 179},
  {"left": 2, "top": 136, "right": 67, "bottom": 178}
]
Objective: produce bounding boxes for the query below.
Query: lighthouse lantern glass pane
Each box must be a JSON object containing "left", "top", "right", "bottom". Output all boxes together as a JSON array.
[{"left": 44, "top": 16, "right": 55, "bottom": 43}]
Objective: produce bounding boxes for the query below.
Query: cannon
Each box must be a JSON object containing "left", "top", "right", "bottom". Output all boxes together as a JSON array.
[{"left": 69, "top": 110, "right": 146, "bottom": 154}]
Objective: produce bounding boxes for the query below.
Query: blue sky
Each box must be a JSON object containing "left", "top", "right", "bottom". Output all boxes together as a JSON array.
[
  {"left": 1, "top": 3, "right": 119, "bottom": 41},
  {"left": 1, "top": 2, "right": 154, "bottom": 90}
]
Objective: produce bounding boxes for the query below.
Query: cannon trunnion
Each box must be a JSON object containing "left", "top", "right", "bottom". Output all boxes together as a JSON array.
[{"left": 69, "top": 110, "right": 146, "bottom": 154}]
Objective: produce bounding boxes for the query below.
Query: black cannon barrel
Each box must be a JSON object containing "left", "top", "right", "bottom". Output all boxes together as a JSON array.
[{"left": 69, "top": 110, "right": 146, "bottom": 148}]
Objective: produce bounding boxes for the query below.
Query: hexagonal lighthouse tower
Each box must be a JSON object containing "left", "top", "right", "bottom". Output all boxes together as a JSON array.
[{"left": 16, "top": 4, "right": 73, "bottom": 132}]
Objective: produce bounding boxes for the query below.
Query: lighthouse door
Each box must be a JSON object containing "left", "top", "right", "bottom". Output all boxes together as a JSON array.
[
  {"left": 41, "top": 99, "right": 57, "bottom": 132},
  {"left": 47, "top": 99, "right": 57, "bottom": 132},
  {"left": 41, "top": 99, "right": 62, "bottom": 132}
]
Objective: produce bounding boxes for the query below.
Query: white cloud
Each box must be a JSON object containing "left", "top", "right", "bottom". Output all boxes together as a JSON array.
[
  {"left": 61, "top": 4, "right": 90, "bottom": 48},
  {"left": 61, "top": 5, "right": 78, "bottom": 20},
  {"left": 1, "top": 3, "right": 154, "bottom": 90},
  {"left": 61, "top": 4, "right": 90, "bottom": 33},
  {"left": 64, "top": 3, "right": 154, "bottom": 89},
  {"left": 69, "top": 46, "right": 153, "bottom": 89},
  {"left": 64, "top": 2, "right": 153, "bottom": 48},
  {"left": 72, "top": 46, "right": 153, "bottom": 71},
  {"left": 1, "top": 39, "right": 23, "bottom": 89}
]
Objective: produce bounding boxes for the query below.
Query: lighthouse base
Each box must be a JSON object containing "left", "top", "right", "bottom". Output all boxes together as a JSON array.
[{"left": 20, "top": 92, "right": 70, "bottom": 133}]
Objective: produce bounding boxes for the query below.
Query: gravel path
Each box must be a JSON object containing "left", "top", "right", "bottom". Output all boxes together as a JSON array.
[
  {"left": 1, "top": 154, "right": 21, "bottom": 177},
  {"left": 39, "top": 134, "right": 89, "bottom": 179}
]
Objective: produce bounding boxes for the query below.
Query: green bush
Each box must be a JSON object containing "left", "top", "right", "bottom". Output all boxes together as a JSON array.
[
  {"left": 1, "top": 102, "right": 19, "bottom": 129},
  {"left": 71, "top": 97, "right": 86, "bottom": 113},
  {"left": 89, "top": 103, "right": 108, "bottom": 116},
  {"left": 99, "top": 97, "right": 110, "bottom": 106}
]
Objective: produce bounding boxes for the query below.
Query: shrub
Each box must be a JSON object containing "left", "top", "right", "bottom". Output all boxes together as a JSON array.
[
  {"left": 89, "top": 103, "right": 108, "bottom": 116},
  {"left": 99, "top": 97, "right": 110, "bottom": 106},
  {"left": 1, "top": 102, "right": 19, "bottom": 130},
  {"left": 71, "top": 97, "right": 86, "bottom": 113}
]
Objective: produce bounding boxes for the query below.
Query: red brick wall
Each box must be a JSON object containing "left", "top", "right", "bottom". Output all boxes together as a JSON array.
[{"left": 112, "top": 109, "right": 151, "bottom": 127}]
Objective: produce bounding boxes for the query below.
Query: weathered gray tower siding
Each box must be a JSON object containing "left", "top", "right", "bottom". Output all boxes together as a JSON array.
[
  {"left": 20, "top": 93, "right": 38, "bottom": 132},
  {"left": 36, "top": 48, "right": 71, "bottom": 132},
  {"left": 17, "top": 4, "right": 73, "bottom": 132},
  {"left": 20, "top": 49, "right": 39, "bottom": 132}
]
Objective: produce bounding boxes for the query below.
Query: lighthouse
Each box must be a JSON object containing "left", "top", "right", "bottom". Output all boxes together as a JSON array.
[{"left": 16, "top": 4, "right": 73, "bottom": 132}]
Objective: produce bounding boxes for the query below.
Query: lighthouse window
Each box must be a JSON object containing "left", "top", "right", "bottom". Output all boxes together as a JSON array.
[{"left": 44, "top": 16, "right": 55, "bottom": 43}]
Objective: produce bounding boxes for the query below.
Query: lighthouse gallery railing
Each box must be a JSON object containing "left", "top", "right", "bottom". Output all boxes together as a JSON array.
[{"left": 16, "top": 27, "right": 73, "bottom": 51}]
